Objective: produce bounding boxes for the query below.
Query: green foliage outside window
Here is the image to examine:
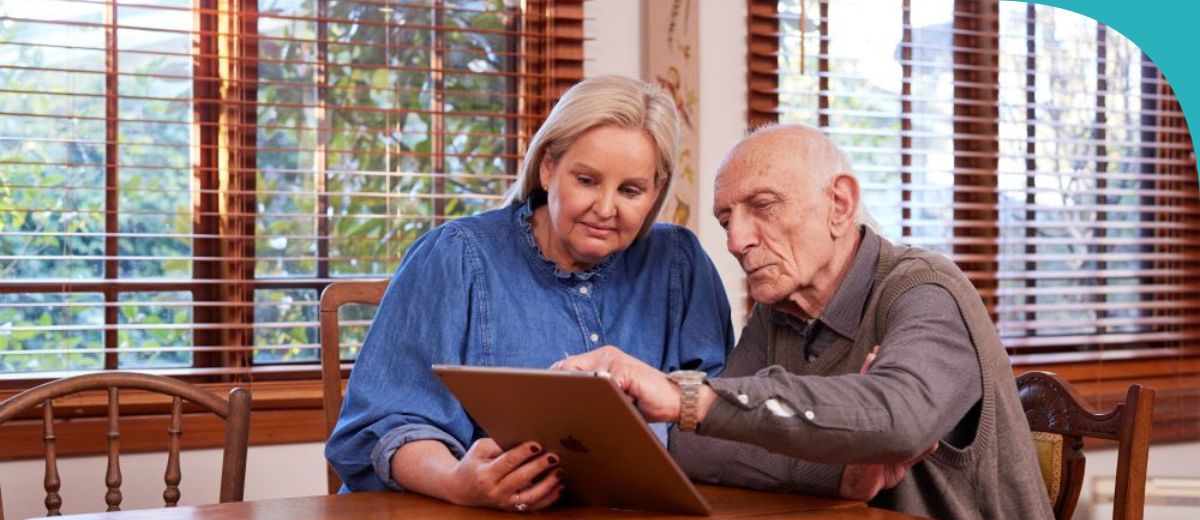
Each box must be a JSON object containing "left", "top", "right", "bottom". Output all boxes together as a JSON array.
[{"left": 0, "top": 0, "right": 520, "bottom": 372}]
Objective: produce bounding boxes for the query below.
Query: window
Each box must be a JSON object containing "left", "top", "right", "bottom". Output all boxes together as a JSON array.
[
  {"left": 0, "top": 0, "right": 583, "bottom": 382},
  {"left": 750, "top": 0, "right": 1198, "bottom": 441}
]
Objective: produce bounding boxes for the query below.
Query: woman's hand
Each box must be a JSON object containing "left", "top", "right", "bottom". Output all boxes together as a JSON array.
[
  {"left": 444, "top": 439, "right": 565, "bottom": 512},
  {"left": 392, "top": 438, "right": 564, "bottom": 512}
]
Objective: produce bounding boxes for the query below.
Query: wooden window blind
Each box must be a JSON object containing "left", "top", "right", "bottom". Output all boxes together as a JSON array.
[
  {"left": 750, "top": 0, "right": 1199, "bottom": 441},
  {"left": 0, "top": 0, "right": 583, "bottom": 384}
]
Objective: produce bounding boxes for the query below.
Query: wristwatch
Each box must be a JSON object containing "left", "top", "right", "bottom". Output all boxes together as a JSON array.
[{"left": 668, "top": 370, "right": 706, "bottom": 432}]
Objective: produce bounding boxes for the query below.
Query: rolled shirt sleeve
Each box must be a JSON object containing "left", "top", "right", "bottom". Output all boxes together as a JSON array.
[
  {"left": 325, "top": 226, "right": 480, "bottom": 492},
  {"left": 371, "top": 424, "right": 467, "bottom": 491},
  {"left": 697, "top": 284, "right": 983, "bottom": 466}
]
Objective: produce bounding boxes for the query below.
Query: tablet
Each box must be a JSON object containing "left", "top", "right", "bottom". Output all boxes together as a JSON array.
[{"left": 432, "top": 365, "right": 711, "bottom": 516}]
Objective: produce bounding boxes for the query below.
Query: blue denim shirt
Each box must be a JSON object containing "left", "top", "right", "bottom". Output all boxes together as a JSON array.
[{"left": 325, "top": 198, "right": 734, "bottom": 492}]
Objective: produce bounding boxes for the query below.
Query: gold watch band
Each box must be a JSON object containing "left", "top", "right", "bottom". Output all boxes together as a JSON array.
[
  {"left": 669, "top": 370, "right": 705, "bottom": 432},
  {"left": 678, "top": 381, "right": 699, "bottom": 432}
]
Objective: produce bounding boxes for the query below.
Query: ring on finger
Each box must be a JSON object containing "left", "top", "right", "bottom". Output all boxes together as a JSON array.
[{"left": 513, "top": 492, "right": 529, "bottom": 513}]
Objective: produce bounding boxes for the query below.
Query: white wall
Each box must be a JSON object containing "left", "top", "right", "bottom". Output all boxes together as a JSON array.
[
  {"left": 1, "top": 443, "right": 327, "bottom": 519},
  {"left": 695, "top": 0, "right": 750, "bottom": 330},
  {"left": 584, "top": 0, "right": 642, "bottom": 79},
  {"left": 1074, "top": 442, "right": 1200, "bottom": 520},
  {"left": 587, "top": 0, "right": 749, "bottom": 332}
]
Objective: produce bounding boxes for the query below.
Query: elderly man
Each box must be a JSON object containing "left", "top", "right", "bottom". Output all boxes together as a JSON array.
[{"left": 555, "top": 125, "right": 1053, "bottom": 519}]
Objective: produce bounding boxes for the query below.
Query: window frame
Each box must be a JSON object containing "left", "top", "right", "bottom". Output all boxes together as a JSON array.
[
  {"left": 747, "top": 0, "right": 1200, "bottom": 443},
  {"left": 0, "top": 0, "right": 583, "bottom": 459}
]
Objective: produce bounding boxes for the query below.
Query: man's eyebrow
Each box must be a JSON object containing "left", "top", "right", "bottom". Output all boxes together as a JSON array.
[
  {"left": 715, "top": 186, "right": 784, "bottom": 217},
  {"left": 747, "top": 187, "right": 785, "bottom": 200}
]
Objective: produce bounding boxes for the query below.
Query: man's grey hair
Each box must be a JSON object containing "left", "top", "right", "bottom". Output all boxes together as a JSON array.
[{"left": 745, "top": 123, "right": 880, "bottom": 232}]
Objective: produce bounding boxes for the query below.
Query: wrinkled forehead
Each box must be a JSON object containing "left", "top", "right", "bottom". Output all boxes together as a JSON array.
[{"left": 716, "top": 135, "right": 808, "bottom": 191}]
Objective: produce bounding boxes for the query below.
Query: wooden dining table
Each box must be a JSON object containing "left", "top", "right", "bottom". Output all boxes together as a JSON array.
[{"left": 34, "top": 485, "right": 926, "bottom": 519}]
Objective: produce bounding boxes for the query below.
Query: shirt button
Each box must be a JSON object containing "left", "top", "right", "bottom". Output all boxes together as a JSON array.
[
  {"left": 578, "top": 286, "right": 589, "bottom": 295},
  {"left": 737, "top": 394, "right": 750, "bottom": 405},
  {"left": 804, "top": 410, "right": 816, "bottom": 421},
  {"left": 589, "top": 333, "right": 600, "bottom": 343}
]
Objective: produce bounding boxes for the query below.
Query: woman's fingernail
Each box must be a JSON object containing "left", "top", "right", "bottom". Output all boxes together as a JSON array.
[
  {"left": 548, "top": 455, "right": 559, "bottom": 465},
  {"left": 530, "top": 444, "right": 541, "bottom": 453}
]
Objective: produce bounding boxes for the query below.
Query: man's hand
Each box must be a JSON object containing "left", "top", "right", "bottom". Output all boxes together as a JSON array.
[
  {"left": 838, "top": 443, "right": 937, "bottom": 501},
  {"left": 838, "top": 345, "right": 939, "bottom": 501},
  {"left": 552, "top": 346, "right": 682, "bottom": 422}
]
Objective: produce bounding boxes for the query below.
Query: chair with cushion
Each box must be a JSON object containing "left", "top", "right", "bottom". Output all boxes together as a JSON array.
[
  {"left": 319, "top": 279, "right": 389, "bottom": 494},
  {"left": 0, "top": 372, "right": 250, "bottom": 517},
  {"left": 1017, "top": 370, "right": 1155, "bottom": 520}
]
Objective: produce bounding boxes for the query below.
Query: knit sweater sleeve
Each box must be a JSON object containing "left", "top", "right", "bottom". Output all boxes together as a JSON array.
[{"left": 697, "top": 284, "right": 983, "bottom": 464}]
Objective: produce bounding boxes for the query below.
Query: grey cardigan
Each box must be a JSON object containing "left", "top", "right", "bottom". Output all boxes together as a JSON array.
[{"left": 671, "top": 229, "right": 1053, "bottom": 520}]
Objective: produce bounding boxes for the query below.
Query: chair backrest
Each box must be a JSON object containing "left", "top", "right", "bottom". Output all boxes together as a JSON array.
[
  {"left": 319, "top": 279, "right": 389, "bottom": 494},
  {"left": 0, "top": 372, "right": 250, "bottom": 516},
  {"left": 1017, "top": 371, "right": 1155, "bottom": 520}
]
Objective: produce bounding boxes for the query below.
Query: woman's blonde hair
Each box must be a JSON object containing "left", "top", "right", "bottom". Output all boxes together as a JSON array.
[{"left": 504, "top": 75, "right": 680, "bottom": 239}]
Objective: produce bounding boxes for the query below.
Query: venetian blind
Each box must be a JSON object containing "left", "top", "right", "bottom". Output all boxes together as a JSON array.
[
  {"left": 0, "top": 0, "right": 583, "bottom": 383},
  {"left": 749, "top": 0, "right": 1199, "bottom": 441}
]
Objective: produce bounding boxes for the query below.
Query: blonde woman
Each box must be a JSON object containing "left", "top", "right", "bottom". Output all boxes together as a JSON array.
[{"left": 326, "top": 76, "right": 732, "bottom": 512}]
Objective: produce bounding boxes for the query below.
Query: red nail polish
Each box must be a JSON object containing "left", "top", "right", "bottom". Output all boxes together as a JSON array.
[
  {"left": 530, "top": 444, "right": 542, "bottom": 453},
  {"left": 548, "top": 455, "right": 559, "bottom": 465}
]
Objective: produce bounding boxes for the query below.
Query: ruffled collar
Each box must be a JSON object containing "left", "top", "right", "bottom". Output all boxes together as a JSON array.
[{"left": 515, "top": 193, "right": 620, "bottom": 284}]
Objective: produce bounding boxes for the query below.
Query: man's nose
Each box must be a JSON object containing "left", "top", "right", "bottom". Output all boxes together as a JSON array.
[{"left": 726, "top": 216, "right": 758, "bottom": 257}]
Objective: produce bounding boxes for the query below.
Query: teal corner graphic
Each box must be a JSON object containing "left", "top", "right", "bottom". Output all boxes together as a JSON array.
[{"left": 1020, "top": 0, "right": 1200, "bottom": 165}]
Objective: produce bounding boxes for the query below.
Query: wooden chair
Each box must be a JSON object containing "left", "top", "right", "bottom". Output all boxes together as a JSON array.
[
  {"left": 0, "top": 372, "right": 250, "bottom": 517},
  {"left": 1016, "top": 371, "right": 1155, "bottom": 520},
  {"left": 319, "top": 279, "right": 389, "bottom": 494}
]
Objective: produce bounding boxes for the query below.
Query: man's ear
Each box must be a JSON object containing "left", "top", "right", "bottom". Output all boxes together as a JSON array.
[{"left": 827, "top": 173, "right": 860, "bottom": 238}]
